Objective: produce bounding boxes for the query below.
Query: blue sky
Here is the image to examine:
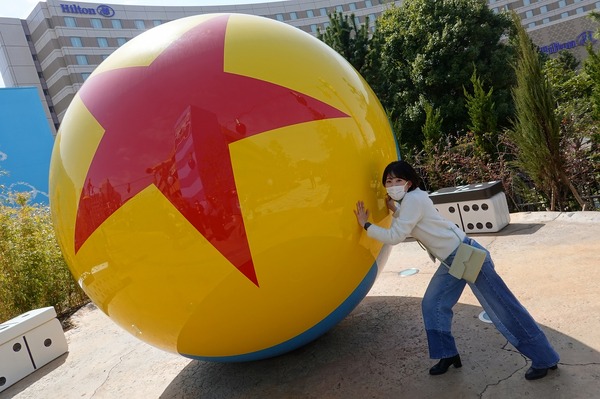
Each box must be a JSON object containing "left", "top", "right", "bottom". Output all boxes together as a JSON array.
[{"left": 0, "top": 0, "right": 285, "bottom": 86}]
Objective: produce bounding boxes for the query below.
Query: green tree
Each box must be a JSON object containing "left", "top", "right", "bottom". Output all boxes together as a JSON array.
[
  {"left": 376, "top": 0, "right": 515, "bottom": 149},
  {"left": 544, "top": 52, "right": 599, "bottom": 210},
  {"left": 583, "top": 13, "right": 600, "bottom": 206},
  {"left": 585, "top": 12, "right": 600, "bottom": 122},
  {"left": 507, "top": 13, "right": 586, "bottom": 211},
  {"left": 585, "top": 46, "right": 600, "bottom": 121},
  {"left": 464, "top": 68, "right": 498, "bottom": 156},
  {"left": 422, "top": 101, "right": 443, "bottom": 155},
  {"left": 317, "top": 12, "right": 379, "bottom": 85}
]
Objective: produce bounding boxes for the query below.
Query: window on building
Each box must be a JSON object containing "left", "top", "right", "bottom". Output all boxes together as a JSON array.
[
  {"left": 153, "top": 20, "right": 162, "bottom": 27},
  {"left": 528, "top": 22, "right": 535, "bottom": 28},
  {"left": 365, "top": 0, "right": 373, "bottom": 6},
  {"left": 290, "top": 12, "right": 298, "bottom": 20},
  {"left": 561, "top": 11, "right": 569, "bottom": 18},
  {"left": 355, "top": 16, "right": 361, "bottom": 25},
  {"left": 324, "top": 22, "right": 330, "bottom": 28},
  {"left": 112, "top": 19, "right": 123, "bottom": 29},
  {"left": 81, "top": 72, "right": 91, "bottom": 81},
  {"left": 276, "top": 14, "right": 284, "bottom": 21},
  {"left": 523, "top": 0, "right": 530, "bottom": 6},
  {"left": 310, "top": 24, "right": 318, "bottom": 33},
  {"left": 543, "top": 17, "right": 550, "bottom": 24},
  {"left": 597, "top": 2, "right": 600, "bottom": 9},
  {"left": 117, "top": 37, "right": 127, "bottom": 46},
  {"left": 64, "top": 17, "right": 76, "bottom": 27},
  {"left": 97, "top": 37, "right": 109, "bottom": 47},
  {"left": 576, "top": 7, "right": 584, "bottom": 13},
  {"left": 307, "top": 10, "right": 314, "bottom": 18},
  {"left": 525, "top": 10, "right": 533, "bottom": 18},
  {"left": 540, "top": 5, "right": 547, "bottom": 13},
  {"left": 135, "top": 20, "right": 146, "bottom": 29},
  {"left": 76, "top": 55, "right": 88, "bottom": 65},
  {"left": 559, "top": 0, "right": 566, "bottom": 7},
  {"left": 320, "top": 8, "right": 327, "bottom": 17},
  {"left": 70, "top": 37, "right": 83, "bottom": 47},
  {"left": 336, "top": 5, "right": 343, "bottom": 13},
  {"left": 349, "top": 3, "right": 356, "bottom": 11},
  {"left": 90, "top": 18, "right": 102, "bottom": 28}
]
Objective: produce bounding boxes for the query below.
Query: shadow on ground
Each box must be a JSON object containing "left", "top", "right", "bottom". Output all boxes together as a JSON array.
[{"left": 159, "top": 296, "right": 600, "bottom": 399}]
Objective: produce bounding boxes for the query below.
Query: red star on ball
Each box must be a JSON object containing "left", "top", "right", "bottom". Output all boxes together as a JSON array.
[{"left": 74, "top": 14, "right": 348, "bottom": 286}]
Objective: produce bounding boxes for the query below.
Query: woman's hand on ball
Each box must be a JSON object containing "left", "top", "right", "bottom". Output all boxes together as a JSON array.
[{"left": 354, "top": 201, "right": 370, "bottom": 228}]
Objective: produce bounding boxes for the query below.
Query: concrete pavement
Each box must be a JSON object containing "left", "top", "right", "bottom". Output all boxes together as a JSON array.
[{"left": 2, "top": 211, "right": 600, "bottom": 399}]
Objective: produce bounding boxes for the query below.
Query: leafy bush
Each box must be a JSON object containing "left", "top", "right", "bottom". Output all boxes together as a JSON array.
[
  {"left": 0, "top": 192, "right": 88, "bottom": 323},
  {"left": 406, "top": 131, "right": 520, "bottom": 209}
]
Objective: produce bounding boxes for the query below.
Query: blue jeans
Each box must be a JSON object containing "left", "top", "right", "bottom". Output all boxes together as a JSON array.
[{"left": 422, "top": 237, "right": 560, "bottom": 369}]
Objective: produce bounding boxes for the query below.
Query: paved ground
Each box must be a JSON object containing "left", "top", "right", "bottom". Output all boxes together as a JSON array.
[{"left": 2, "top": 211, "right": 599, "bottom": 399}]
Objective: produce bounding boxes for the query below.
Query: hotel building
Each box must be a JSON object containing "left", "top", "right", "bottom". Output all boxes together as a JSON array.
[{"left": 1, "top": 0, "right": 599, "bottom": 134}]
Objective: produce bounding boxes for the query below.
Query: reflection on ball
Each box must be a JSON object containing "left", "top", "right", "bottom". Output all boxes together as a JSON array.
[{"left": 50, "top": 13, "right": 398, "bottom": 361}]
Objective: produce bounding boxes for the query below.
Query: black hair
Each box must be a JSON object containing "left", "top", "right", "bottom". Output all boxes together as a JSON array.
[{"left": 381, "top": 160, "right": 422, "bottom": 192}]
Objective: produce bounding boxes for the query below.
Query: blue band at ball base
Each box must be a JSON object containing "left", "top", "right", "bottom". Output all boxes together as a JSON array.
[{"left": 181, "top": 261, "right": 380, "bottom": 362}]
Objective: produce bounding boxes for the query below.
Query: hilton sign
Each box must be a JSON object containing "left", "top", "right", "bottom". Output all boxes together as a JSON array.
[
  {"left": 540, "top": 31, "right": 596, "bottom": 55},
  {"left": 60, "top": 4, "right": 115, "bottom": 17}
]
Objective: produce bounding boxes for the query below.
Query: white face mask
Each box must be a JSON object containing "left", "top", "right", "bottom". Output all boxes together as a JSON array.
[{"left": 386, "top": 183, "right": 408, "bottom": 201}]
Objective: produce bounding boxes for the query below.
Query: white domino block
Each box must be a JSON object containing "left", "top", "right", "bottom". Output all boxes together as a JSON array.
[
  {"left": 430, "top": 181, "right": 510, "bottom": 233},
  {"left": 0, "top": 307, "right": 56, "bottom": 343},
  {"left": 0, "top": 307, "right": 68, "bottom": 393},
  {"left": 25, "top": 318, "right": 69, "bottom": 370},
  {"left": 0, "top": 333, "right": 35, "bottom": 393},
  {"left": 457, "top": 191, "right": 510, "bottom": 233},
  {"left": 433, "top": 202, "right": 463, "bottom": 230},
  {"left": 435, "top": 192, "right": 510, "bottom": 233}
]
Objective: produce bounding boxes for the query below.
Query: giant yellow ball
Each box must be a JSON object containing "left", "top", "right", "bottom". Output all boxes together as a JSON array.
[{"left": 50, "top": 13, "right": 398, "bottom": 361}]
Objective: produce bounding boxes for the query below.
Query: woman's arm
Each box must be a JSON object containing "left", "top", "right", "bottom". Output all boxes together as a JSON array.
[{"left": 354, "top": 194, "right": 423, "bottom": 245}]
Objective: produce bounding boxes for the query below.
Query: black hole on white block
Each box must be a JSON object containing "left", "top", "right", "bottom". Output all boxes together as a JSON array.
[
  {"left": 472, "top": 204, "right": 479, "bottom": 211},
  {"left": 463, "top": 205, "right": 470, "bottom": 212},
  {"left": 44, "top": 338, "right": 52, "bottom": 347},
  {"left": 13, "top": 343, "right": 22, "bottom": 352},
  {"left": 449, "top": 206, "right": 456, "bottom": 213},
  {"left": 0, "top": 376, "right": 6, "bottom": 386},
  {"left": 482, "top": 203, "right": 489, "bottom": 211},
  {"left": 467, "top": 223, "right": 474, "bottom": 230},
  {"left": 476, "top": 223, "right": 483, "bottom": 229},
  {"left": 486, "top": 222, "right": 493, "bottom": 229}
]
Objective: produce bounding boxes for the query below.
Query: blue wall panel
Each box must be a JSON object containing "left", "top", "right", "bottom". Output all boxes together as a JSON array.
[{"left": 0, "top": 87, "right": 53, "bottom": 205}]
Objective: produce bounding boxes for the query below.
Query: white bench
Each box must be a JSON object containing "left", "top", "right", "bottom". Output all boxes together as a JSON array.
[{"left": 0, "top": 306, "right": 68, "bottom": 393}]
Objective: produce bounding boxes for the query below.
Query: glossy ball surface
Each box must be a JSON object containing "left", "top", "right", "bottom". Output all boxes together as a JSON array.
[{"left": 50, "top": 14, "right": 398, "bottom": 361}]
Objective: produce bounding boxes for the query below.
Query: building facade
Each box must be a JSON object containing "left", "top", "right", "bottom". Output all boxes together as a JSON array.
[{"left": 0, "top": 0, "right": 599, "bottom": 135}]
